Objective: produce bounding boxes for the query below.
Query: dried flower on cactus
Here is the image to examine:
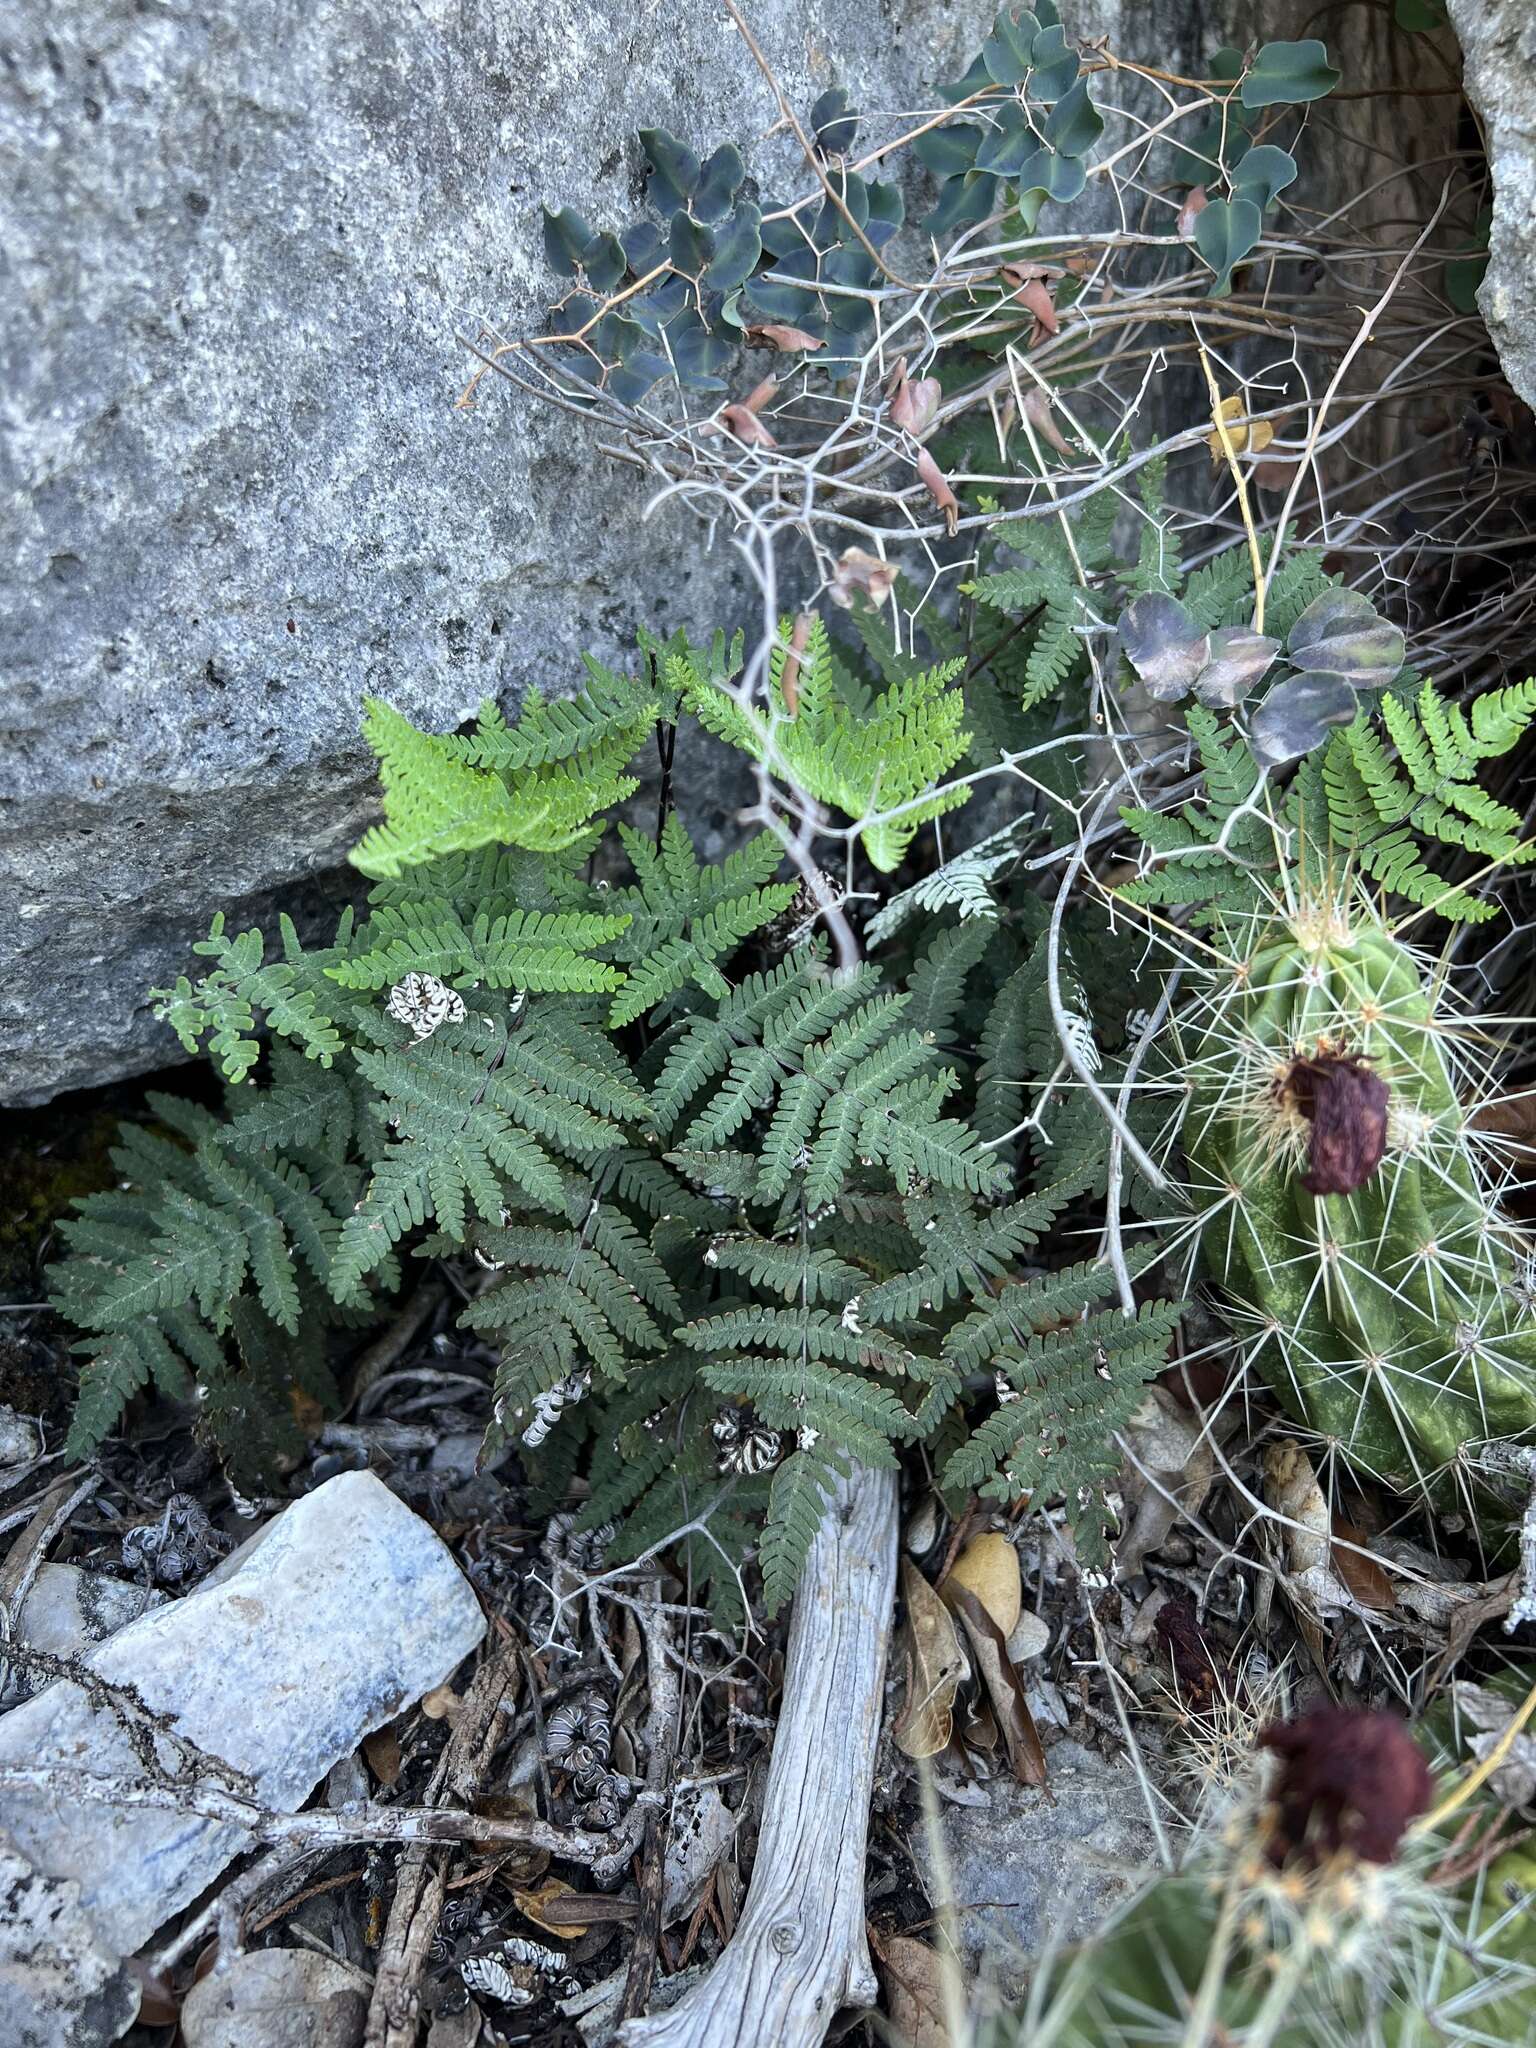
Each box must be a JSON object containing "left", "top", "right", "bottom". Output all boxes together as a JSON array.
[
  {"left": 1283, "top": 1049, "right": 1391, "bottom": 1196},
  {"left": 1260, "top": 1705, "right": 1433, "bottom": 1867}
]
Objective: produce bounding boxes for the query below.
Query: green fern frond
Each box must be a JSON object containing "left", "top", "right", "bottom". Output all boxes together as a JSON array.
[
  {"left": 758, "top": 1448, "right": 849, "bottom": 1616},
  {"left": 674, "top": 616, "right": 971, "bottom": 871},
  {"left": 351, "top": 685, "right": 652, "bottom": 880},
  {"left": 151, "top": 912, "right": 345, "bottom": 1083},
  {"left": 1293, "top": 677, "right": 1536, "bottom": 924},
  {"left": 605, "top": 818, "right": 795, "bottom": 1027},
  {"left": 329, "top": 904, "right": 630, "bottom": 996},
  {"left": 944, "top": 1296, "right": 1180, "bottom": 1560}
]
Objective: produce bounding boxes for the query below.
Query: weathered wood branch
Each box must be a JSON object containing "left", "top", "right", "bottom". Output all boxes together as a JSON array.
[{"left": 618, "top": 1462, "right": 898, "bottom": 2048}]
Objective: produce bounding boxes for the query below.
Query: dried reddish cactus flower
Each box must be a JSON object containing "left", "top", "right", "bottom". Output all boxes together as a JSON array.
[
  {"left": 1281, "top": 1049, "right": 1391, "bottom": 1196},
  {"left": 1259, "top": 1705, "right": 1433, "bottom": 1866}
]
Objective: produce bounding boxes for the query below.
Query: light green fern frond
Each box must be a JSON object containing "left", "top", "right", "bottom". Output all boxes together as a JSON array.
[{"left": 674, "top": 616, "right": 971, "bottom": 871}]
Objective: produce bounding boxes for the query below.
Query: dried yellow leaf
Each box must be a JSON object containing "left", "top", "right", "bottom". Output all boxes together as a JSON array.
[{"left": 1207, "top": 392, "right": 1275, "bottom": 463}]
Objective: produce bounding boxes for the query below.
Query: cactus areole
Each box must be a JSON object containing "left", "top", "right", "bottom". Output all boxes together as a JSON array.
[{"left": 1184, "top": 899, "right": 1536, "bottom": 1500}]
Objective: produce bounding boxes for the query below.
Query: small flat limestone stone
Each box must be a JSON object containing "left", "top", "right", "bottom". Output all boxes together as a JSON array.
[
  {"left": 180, "top": 1949, "right": 368, "bottom": 2048},
  {"left": 1, "top": 1564, "right": 165, "bottom": 1706},
  {"left": 0, "top": 1827, "right": 137, "bottom": 2048},
  {"left": 0, "top": 1471, "right": 485, "bottom": 1952},
  {"left": 915, "top": 1741, "right": 1160, "bottom": 2003}
]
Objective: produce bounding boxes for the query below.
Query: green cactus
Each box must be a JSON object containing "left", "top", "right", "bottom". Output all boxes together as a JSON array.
[
  {"left": 980, "top": 1705, "right": 1536, "bottom": 2048},
  {"left": 1176, "top": 893, "right": 1536, "bottom": 1507}
]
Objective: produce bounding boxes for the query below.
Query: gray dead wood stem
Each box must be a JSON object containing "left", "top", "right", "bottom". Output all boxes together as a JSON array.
[{"left": 617, "top": 1461, "right": 898, "bottom": 2048}]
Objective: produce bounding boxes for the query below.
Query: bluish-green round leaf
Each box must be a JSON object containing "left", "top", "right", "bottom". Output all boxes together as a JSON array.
[
  {"left": 1250, "top": 673, "right": 1358, "bottom": 765},
  {"left": 1286, "top": 589, "right": 1405, "bottom": 685},
  {"left": 1026, "top": 23, "right": 1079, "bottom": 101},
  {"left": 704, "top": 201, "right": 762, "bottom": 291},
  {"left": 976, "top": 102, "right": 1038, "bottom": 177},
  {"left": 865, "top": 180, "right": 905, "bottom": 247},
  {"left": 608, "top": 359, "right": 662, "bottom": 407},
  {"left": 744, "top": 268, "right": 818, "bottom": 323},
  {"left": 621, "top": 218, "right": 665, "bottom": 272},
  {"left": 1119, "top": 592, "right": 1210, "bottom": 702},
  {"left": 640, "top": 128, "right": 701, "bottom": 213},
  {"left": 924, "top": 169, "right": 1001, "bottom": 238},
  {"left": 582, "top": 231, "right": 627, "bottom": 295},
  {"left": 1044, "top": 77, "right": 1103, "bottom": 158},
  {"left": 913, "top": 122, "right": 986, "bottom": 180},
  {"left": 1239, "top": 39, "right": 1341, "bottom": 108},
  {"left": 1193, "top": 194, "right": 1262, "bottom": 296},
  {"left": 543, "top": 205, "right": 594, "bottom": 277},
  {"left": 835, "top": 174, "right": 872, "bottom": 235},
  {"left": 1230, "top": 143, "right": 1297, "bottom": 211},
  {"left": 550, "top": 292, "right": 600, "bottom": 337},
  {"left": 693, "top": 143, "right": 747, "bottom": 225},
  {"left": 1193, "top": 627, "right": 1280, "bottom": 708},
  {"left": 666, "top": 312, "right": 732, "bottom": 391},
  {"left": 810, "top": 86, "right": 859, "bottom": 156},
  {"left": 1038, "top": 149, "right": 1087, "bottom": 205},
  {"left": 669, "top": 212, "right": 716, "bottom": 277},
  {"left": 982, "top": 5, "right": 1042, "bottom": 85},
  {"left": 629, "top": 274, "right": 690, "bottom": 334}
]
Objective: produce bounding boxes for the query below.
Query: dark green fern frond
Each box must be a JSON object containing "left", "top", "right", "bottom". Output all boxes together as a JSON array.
[
  {"left": 944, "top": 1295, "right": 1180, "bottom": 1560},
  {"left": 605, "top": 818, "right": 795, "bottom": 1027},
  {"left": 329, "top": 903, "right": 631, "bottom": 997},
  {"left": 1295, "top": 676, "right": 1536, "bottom": 923}
]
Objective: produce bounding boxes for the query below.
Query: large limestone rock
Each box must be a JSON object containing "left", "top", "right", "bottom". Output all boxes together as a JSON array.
[
  {"left": 0, "top": 0, "right": 1453, "bottom": 1103},
  {"left": 1448, "top": 0, "right": 1536, "bottom": 409},
  {"left": 0, "top": 0, "right": 1001, "bottom": 1104}
]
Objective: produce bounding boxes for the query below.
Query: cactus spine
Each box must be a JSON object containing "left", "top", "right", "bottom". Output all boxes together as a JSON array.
[{"left": 1179, "top": 894, "right": 1536, "bottom": 1504}]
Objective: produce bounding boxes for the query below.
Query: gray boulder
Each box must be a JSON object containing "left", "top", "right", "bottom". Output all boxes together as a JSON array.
[
  {"left": 0, "top": 0, "right": 1456, "bottom": 1104},
  {"left": 1448, "top": 0, "right": 1536, "bottom": 409},
  {"left": 0, "top": 0, "right": 998, "bottom": 1104}
]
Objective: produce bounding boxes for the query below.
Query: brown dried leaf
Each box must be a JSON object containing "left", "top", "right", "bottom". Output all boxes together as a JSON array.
[
  {"left": 513, "top": 1876, "right": 590, "bottom": 1939},
  {"left": 362, "top": 1722, "right": 403, "bottom": 1788},
  {"left": 916, "top": 448, "right": 959, "bottom": 536},
  {"left": 941, "top": 1531, "right": 1021, "bottom": 1639},
  {"left": 892, "top": 1557, "right": 966, "bottom": 1760},
  {"left": 778, "top": 612, "right": 813, "bottom": 717},
  {"left": 1177, "top": 186, "right": 1208, "bottom": 241},
  {"left": 879, "top": 1933, "right": 956, "bottom": 2048},
  {"left": 1264, "top": 1440, "right": 1330, "bottom": 1575},
  {"left": 1022, "top": 386, "right": 1074, "bottom": 458},
  {"left": 717, "top": 402, "right": 777, "bottom": 448},
  {"left": 746, "top": 322, "right": 825, "bottom": 353},
  {"left": 741, "top": 377, "right": 779, "bottom": 414},
  {"left": 128, "top": 1959, "right": 180, "bottom": 2028},
  {"left": 946, "top": 1582, "right": 1047, "bottom": 1787},
  {"left": 1015, "top": 276, "right": 1059, "bottom": 339},
  {"left": 421, "top": 1683, "right": 461, "bottom": 1722},
  {"left": 889, "top": 360, "right": 942, "bottom": 438},
  {"left": 1331, "top": 1518, "right": 1396, "bottom": 1611},
  {"left": 828, "top": 545, "right": 897, "bottom": 612}
]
